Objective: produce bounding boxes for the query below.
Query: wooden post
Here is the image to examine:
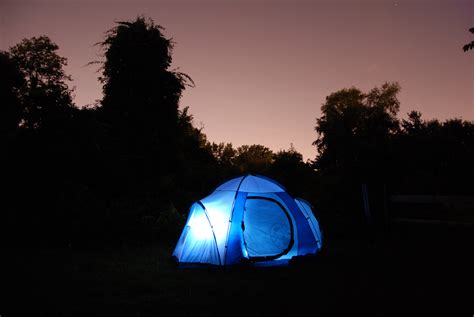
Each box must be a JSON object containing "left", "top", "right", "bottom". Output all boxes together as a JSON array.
[{"left": 383, "top": 184, "right": 390, "bottom": 236}]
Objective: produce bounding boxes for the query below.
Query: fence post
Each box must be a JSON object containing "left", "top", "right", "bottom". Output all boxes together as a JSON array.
[
  {"left": 383, "top": 184, "right": 390, "bottom": 237},
  {"left": 361, "top": 183, "right": 372, "bottom": 225}
]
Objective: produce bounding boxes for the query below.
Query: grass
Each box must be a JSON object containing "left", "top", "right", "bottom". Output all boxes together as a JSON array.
[{"left": 4, "top": 224, "right": 473, "bottom": 317}]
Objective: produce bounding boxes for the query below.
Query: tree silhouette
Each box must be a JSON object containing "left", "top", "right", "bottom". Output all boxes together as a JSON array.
[
  {"left": 395, "top": 112, "right": 474, "bottom": 194},
  {"left": 268, "top": 145, "right": 316, "bottom": 198},
  {"left": 210, "top": 142, "right": 237, "bottom": 167},
  {"left": 8, "top": 36, "right": 74, "bottom": 129},
  {"left": 0, "top": 52, "right": 24, "bottom": 138},
  {"left": 2, "top": 37, "right": 80, "bottom": 247},
  {"left": 462, "top": 27, "right": 474, "bottom": 52},
  {"left": 401, "top": 110, "right": 423, "bottom": 134},
  {"left": 88, "top": 17, "right": 223, "bottom": 242},
  {"left": 98, "top": 17, "right": 193, "bottom": 156},
  {"left": 313, "top": 82, "right": 400, "bottom": 176},
  {"left": 312, "top": 82, "right": 401, "bottom": 226},
  {"left": 95, "top": 17, "right": 200, "bottom": 201},
  {"left": 233, "top": 144, "right": 274, "bottom": 174}
]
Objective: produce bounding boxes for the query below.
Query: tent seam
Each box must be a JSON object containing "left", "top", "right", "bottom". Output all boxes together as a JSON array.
[
  {"left": 222, "top": 175, "right": 248, "bottom": 264},
  {"left": 197, "top": 201, "right": 222, "bottom": 266}
]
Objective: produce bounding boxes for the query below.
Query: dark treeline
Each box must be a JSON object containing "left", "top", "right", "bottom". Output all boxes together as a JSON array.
[{"left": 2, "top": 17, "right": 473, "bottom": 247}]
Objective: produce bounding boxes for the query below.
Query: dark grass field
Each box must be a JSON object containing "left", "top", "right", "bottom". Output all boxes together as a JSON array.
[{"left": 4, "top": 224, "right": 473, "bottom": 317}]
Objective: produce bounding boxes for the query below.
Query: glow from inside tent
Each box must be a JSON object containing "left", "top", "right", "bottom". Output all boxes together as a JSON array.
[{"left": 191, "top": 212, "right": 212, "bottom": 239}]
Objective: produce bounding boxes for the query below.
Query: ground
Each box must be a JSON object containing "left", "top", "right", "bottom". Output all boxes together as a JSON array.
[{"left": 4, "top": 224, "right": 473, "bottom": 317}]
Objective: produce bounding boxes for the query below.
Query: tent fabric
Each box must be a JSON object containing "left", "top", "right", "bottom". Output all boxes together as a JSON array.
[
  {"left": 215, "top": 175, "right": 286, "bottom": 193},
  {"left": 199, "top": 190, "right": 235, "bottom": 264},
  {"left": 295, "top": 198, "right": 323, "bottom": 250},
  {"left": 172, "top": 174, "right": 322, "bottom": 267},
  {"left": 173, "top": 203, "right": 220, "bottom": 265},
  {"left": 275, "top": 191, "right": 318, "bottom": 256}
]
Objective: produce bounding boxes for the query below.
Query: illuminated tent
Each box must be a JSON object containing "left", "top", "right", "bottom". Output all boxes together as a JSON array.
[{"left": 172, "top": 175, "right": 322, "bottom": 266}]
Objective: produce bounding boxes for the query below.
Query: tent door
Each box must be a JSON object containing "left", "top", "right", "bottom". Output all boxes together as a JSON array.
[{"left": 242, "top": 197, "right": 294, "bottom": 261}]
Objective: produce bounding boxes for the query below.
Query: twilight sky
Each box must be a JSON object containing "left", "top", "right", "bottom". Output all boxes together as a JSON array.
[{"left": 1, "top": 0, "right": 473, "bottom": 160}]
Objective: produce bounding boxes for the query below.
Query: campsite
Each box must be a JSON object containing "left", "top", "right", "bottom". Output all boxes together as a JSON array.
[
  {"left": 2, "top": 2, "right": 473, "bottom": 316},
  {"left": 5, "top": 173, "right": 473, "bottom": 316}
]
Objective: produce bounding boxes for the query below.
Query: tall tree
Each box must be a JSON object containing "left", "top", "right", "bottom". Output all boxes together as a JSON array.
[
  {"left": 313, "top": 83, "right": 401, "bottom": 227},
  {"left": 8, "top": 36, "right": 74, "bottom": 129},
  {"left": 3, "top": 37, "right": 78, "bottom": 247},
  {"left": 95, "top": 17, "right": 218, "bottom": 230},
  {"left": 98, "top": 17, "right": 193, "bottom": 160},
  {"left": 313, "top": 82, "right": 400, "bottom": 177},
  {"left": 313, "top": 87, "right": 366, "bottom": 171}
]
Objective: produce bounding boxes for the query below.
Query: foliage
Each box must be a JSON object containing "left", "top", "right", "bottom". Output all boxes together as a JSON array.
[
  {"left": 209, "top": 142, "right": 237, "bottom": 167},
  {"left": 314, "top": 82, "right": 400, "bottom": 179},
  {"left": 99, "top": 16, "right": 192, "bottom": 141},
  {"left": 8, "top": 36, "right": 74, "bottom": 129},
  {"left": 233, "top": 144, "right": 274, "bottom": 174},
  {"left": 268, "top": 144, "right": 316, "bottom": 198},
  {"left": 0, "top": 52, "right": 24, "bottom": 137},
  {"left": 394, "top": 112, "right": 474, "bottom": 194},
  {"left": 312, "top": 82, "right": 474, "bottom": 230},
  {"left": 462, "top": 27, "right": 474, "bottom": 52}
]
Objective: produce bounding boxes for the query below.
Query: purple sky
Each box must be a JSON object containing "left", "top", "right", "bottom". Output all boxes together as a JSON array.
[{"left": 1, "top": 0, "right": 473, "bottom": 160}]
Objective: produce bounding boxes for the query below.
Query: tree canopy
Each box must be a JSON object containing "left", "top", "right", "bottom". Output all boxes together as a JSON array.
[
  {"left": 6, "top": 36, "right": 74, "bottom": 130},
  {"left": 233, "top": 144, "right": 274, "bottom": 174},
  {"left": 314, "top": 82, "right": 400, "bottom": 177},
  {"left": 99, "top": 17, "right": 192, "bottom": 134}
]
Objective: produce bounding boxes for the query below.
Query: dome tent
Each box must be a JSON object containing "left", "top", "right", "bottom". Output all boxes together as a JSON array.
[{"left": 172, "top": 174, "right": 322, "bottom": 266}]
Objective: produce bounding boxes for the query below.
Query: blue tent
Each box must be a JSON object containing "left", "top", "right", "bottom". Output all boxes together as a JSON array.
[{"left": 172, "top": 175, "right": 322, "bottom": 266}]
